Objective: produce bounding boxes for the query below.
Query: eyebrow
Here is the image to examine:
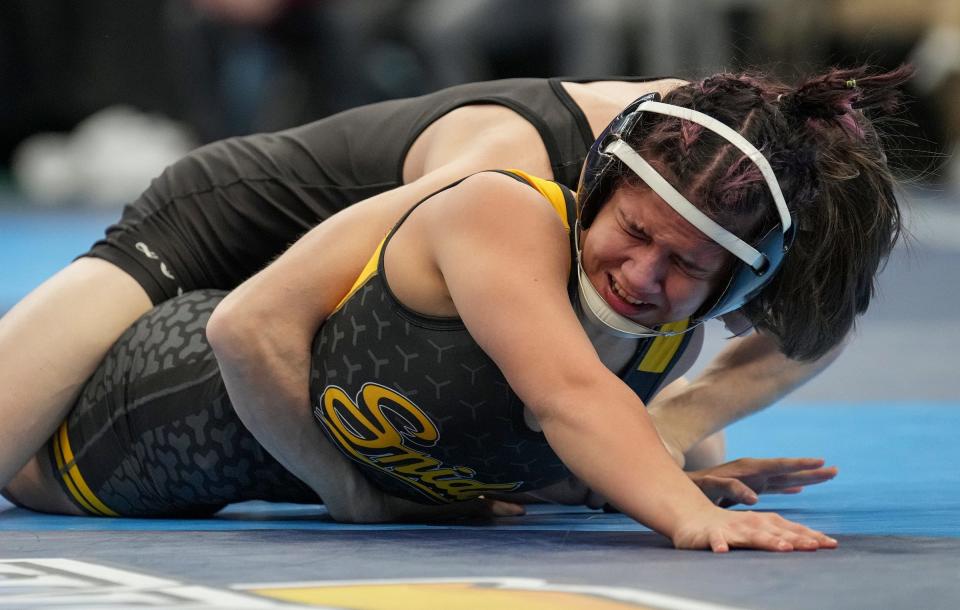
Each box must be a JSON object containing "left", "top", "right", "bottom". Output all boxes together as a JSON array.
[{"left": 622, "top": 214, "right": 714, "bottom": 274}]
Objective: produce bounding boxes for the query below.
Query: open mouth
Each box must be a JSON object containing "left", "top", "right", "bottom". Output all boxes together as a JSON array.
[{"left": 605, "top": 273, "right": 655, "bottom": 317}]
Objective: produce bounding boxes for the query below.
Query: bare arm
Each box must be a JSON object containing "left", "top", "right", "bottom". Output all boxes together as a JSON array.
[
  {"left": 524, "top": 332, "right": 844, "bottom": 506},
  {"left": 205, "top": 101, "right": 563, "bottom": 521},
  {"left": 423, "top": 173, "right": 835, "bottom": 551},
  {"left": 206, "top": 184, "right": 411, "bottom": 520},
  {"left": 647, "top": 332, "right": 846, "bottom": 467},
  {"left": 206, "top": 156, "right": 536, "bottom": 521}
]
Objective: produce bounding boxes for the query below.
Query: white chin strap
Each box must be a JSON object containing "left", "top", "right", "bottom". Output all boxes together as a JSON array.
[{"left": 575, "top": 225, "right": 689, "bottom": 338}]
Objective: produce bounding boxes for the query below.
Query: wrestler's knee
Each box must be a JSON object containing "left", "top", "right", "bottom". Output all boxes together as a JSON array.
[{"left": 2, "top": 454, "right": 84, "bottom": 516}]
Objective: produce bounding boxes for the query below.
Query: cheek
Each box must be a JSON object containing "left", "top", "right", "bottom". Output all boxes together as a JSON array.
[
  {"left": 665, "top": 274, "right": 714, "bottom": 312},
  {"left": 582, "top": 229, "right": 621, "bottom": 270}
]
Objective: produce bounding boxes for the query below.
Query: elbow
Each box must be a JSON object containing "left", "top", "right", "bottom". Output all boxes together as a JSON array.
[
  {"left": 206, "top": 292, "right": 267, "bottom": 363},
  {"left": 207, "top": 289, "right": 316, "bottom": 369}
]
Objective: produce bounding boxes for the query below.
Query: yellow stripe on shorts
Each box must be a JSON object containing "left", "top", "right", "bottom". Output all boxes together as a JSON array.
[{"left": 54, "top": 421, "right": 119, "bottom": 517}]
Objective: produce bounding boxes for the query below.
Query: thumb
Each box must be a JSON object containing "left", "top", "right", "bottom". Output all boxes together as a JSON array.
[{"left": 716, "top": 478, "right": 759, "bottom": 508}]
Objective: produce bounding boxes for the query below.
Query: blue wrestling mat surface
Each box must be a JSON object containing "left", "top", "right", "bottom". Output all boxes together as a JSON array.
[
  {"left": 2, "top": 403, "right": 957, "bottom": 537},
  {"left": 2, "top": 402, "right": 959, "bottom": 609},
  {"left": 2, "top": 198, "right": 960, "bottom": 609},
  {"left": 0, "top": 206, "right": 117, "bottom": 313}
]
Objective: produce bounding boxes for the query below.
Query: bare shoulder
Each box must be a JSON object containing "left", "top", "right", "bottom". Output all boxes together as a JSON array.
[
  {"left": 419, "top": 171, "right": 567, "bottom": 241},
  {"left": 561, "top": 78, "right": 690, "bottom": 139},
  {"left": 385, "top": 171, "right": 570, "bottom": 319},
  {"left": 405, "top": 105, "right": 553, "bottom": 181}
]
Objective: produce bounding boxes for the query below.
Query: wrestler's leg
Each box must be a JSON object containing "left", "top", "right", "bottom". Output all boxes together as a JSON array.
[
  {"left": 2, "top": 449, "right": 84, "bottom": 515},
  {"left": 0, "top": 115, "right": 379, "bottom": 496},
  {"left": 0, "top": 258, "right": 153, "bottom": 491},
  {"left": 6, "top": 290, "right": 317, "bottom": 517}
]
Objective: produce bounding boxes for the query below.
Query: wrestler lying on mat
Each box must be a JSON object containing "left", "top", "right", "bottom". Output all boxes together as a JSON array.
[{"left": 1, "top": 65, "right": 909, "bottom": 552}]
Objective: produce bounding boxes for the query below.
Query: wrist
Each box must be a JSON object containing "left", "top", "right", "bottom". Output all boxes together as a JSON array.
[{"left": 657, "top": 494, "right": 722, "bottom": 540}]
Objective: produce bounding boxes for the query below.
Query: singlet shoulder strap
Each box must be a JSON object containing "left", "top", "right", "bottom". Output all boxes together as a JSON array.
[
  {"left": 334, "top": 170, "right": 578, "bottom": 315},
  {"left": 496, "top": 168, "right": 577, "bottom": 231},
  {"left": 623, "top": 318, "right": 695, "bottom": 403},
  {"left": 491, "top": 169, "right": 580, "bottom": 302}
]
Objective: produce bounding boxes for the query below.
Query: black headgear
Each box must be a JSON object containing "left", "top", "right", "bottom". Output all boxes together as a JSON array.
[{"left": 575, "top": 92, "right": 795, "bottom": 327}]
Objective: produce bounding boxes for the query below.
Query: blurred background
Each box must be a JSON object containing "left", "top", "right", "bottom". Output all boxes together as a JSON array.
[{"left": 1, "top": 0, "right": 958, "bottom": 402}]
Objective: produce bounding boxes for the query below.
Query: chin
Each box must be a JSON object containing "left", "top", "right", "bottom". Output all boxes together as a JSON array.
[
  {"left": 637, "top": 313, "right": 675, "bottom": 327},
  {"left": 632, "top": 308, "right": 693, "bottom": 327}
]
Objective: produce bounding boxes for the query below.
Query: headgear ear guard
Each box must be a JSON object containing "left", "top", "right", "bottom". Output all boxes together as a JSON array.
[
  {"left": 575, "top": 92, "right": 796, "bottom": 336},
  {"left": 578, "top": 92, "right": 662, "bottom": 228}
]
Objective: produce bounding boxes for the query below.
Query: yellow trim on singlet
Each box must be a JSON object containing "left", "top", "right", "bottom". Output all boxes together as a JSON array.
[
  {"left": 331, "top": 170, "right": 570, "bottom": 318},
  {"left": 504, "top": 169, "right": 572, "bottom": 231},
  {"left": 53, "top": 421, "right": 119, "bottom": 517},
  {"left": 637, "top": 319, "right": 690, "bottom": 373},
  {"left": 332, "top": 238, "right": 387, "bottom": 314}
]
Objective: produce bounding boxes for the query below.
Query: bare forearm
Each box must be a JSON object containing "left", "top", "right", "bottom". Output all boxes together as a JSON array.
[
  {"left": 536, "top": 383, "right": 716, "bottom": 537},
  {"left": 208, "top": 322, "right": 319, "bottom": 484},
  {"left": 206, "top": 307, "right": 368, "bottom": 521},
  {"left": 648, "top": 332, "right": 845, "bottom": 455}
]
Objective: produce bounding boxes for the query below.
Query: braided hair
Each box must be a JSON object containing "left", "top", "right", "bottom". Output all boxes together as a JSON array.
[{"left": 610, "top": 65, "right": 912, "bottom": 360}]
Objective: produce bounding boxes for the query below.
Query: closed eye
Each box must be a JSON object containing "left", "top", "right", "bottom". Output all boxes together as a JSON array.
[
  {"left": 673, "top": 255, "right": 711, "bottom": 278},
  {"left": 621, "top": 220, "right": 650, "bottom": 242}
]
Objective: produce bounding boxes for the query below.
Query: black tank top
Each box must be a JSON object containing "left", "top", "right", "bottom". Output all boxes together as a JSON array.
[
  {"left": 160, "top": 76, "right": 665, "bottom": 217},
  {"left": 116, "top": 77, "right": 665, "bottom": 302},
  {"left": 311, "top": 76, "right": 665, "bottom": 194}
]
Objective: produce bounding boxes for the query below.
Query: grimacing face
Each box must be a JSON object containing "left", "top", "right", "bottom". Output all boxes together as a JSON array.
[{"left": 579, "top": 183, "right": 731, "bottom": 326}]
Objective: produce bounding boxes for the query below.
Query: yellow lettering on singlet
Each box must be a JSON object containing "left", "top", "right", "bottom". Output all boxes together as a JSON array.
[
  {"left": 317, "top": 383, "right": 522, "bottom": 503},
  {"left": 637, "top": 319, "right": 690, "bottom": 373}
]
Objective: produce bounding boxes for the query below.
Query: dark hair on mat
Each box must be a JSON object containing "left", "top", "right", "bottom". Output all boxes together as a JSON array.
[{"left": 612, "top": 64, "right": 913, "bottom": 361}]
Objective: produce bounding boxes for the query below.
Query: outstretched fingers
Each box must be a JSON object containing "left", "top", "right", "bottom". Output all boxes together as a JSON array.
[
  {"left": 764, "top": 466, "right": 838, "bottom": 492},
  {"left": 759, "top": 457, "right": 827, "bottom": 474},
  {"left": 723, "top": 524, "right": 795, "bottom": 552},
  {"left": 771, "top": 513, "right": 839, "bottom": 548},
  {"left": 714, "top": 512, "right": 839, "bottom": 553},
  {"left": 704, "top": 477, "right": 759, "bottom": 508},
  {"left": 709, "top": 530, "right": 730, "bottom": 553}
]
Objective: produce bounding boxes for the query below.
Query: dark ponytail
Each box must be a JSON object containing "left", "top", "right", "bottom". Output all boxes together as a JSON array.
[
  {"left": 617, "top": 65, "right": 912, "bottom": 361},
  {"left": 743, "top": 65, "right": 913, "bottom": 360}
]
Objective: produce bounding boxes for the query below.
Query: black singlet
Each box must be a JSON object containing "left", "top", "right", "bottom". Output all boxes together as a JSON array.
[
  {"left": 82, "top": 76, "right": 663, "bottom": 304},
  {"left": 46, "top": 291, "right": 320, "bottom": 517}
]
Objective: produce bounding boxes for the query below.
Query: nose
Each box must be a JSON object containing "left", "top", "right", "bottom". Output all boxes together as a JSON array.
[{"left": 621, "top": 247, "right": 665, "bottom": 297}]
